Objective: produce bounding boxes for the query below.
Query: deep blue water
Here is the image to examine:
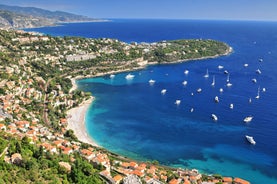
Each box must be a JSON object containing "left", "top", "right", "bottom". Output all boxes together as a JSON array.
[{"left": 27, "top": 19, "right": 277, "bottom": 183}]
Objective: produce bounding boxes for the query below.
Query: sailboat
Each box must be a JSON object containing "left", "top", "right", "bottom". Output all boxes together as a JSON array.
[
  {"left": 255, "top": 86, "right": 260, "bottom": 99},
  {"left": 226, "top": 73, "right": 232, "bottom": 87},
  {"left": 203, "top": 69, "right": 209, "bottom": 78},
  {"left": 211, "top": 75, "right": 215, "bottom": 86}
]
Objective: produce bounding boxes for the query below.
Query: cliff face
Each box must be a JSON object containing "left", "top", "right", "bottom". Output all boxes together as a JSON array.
[{"left": 0, "top": 4, "right": 98, "bottom": 29}]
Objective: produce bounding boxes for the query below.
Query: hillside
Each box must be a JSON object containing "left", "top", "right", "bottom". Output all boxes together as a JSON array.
[{"left": 0, "top": 4, "right": 99, "bottom": 29}]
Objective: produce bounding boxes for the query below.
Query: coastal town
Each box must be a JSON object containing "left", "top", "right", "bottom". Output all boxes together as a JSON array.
[{"left": 0, "top": 28, "right": 251, "bottom": 183}]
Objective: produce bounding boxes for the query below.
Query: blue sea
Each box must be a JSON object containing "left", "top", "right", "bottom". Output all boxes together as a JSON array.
[{"left": 26, "top": 19, "right": 277, "bottom": 183}]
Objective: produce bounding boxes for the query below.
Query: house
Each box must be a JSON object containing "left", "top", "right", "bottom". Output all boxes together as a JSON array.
[
  {"left": 113, "top": 174, "right": 123, "bottom": 184},
  {"left": 233, "top": 177, "right": 250, "bottom": 184},
  {"left": 0, "top": 123, "right": 6, "bottom": 131}
]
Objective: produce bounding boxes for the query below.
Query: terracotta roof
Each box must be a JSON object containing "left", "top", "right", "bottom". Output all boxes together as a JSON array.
[{"left": 233, "top": 177, "right": 250, "bottom": 184}]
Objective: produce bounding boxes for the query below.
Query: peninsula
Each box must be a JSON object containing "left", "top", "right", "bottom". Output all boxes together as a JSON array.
[{"left": 0, "top": 29, "right": 249, "bottom": 184}]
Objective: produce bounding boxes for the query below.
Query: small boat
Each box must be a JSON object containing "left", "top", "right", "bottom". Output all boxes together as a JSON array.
[
  {"left": 149, "top": 79, "right": 156, "bottom": 85},
  {"left": 255, "top": 86, "right": 260, "bottom": 99},
  {"left": 244, "top": 63, "right": 249, "bottom": 67},
  {"left": 226, "top": 74, "right": 232, "bottom": 87},
  {"left": 211, "top": 75, "right": 215, "bottom": 86},
  {"left": 224, "top": 70, "right": 229, "bottom": 74},
  {"left": 219, "top": 88, "right": 224, "bottom": 93},
  {"left": 245, "top": 135, "right": 256, "bottom": 145},
  {"left": 197, "top": 88, "right": 202, "bottom": 93},
  {"left": 252, "top": 78, "right": 257, "bottom": 83},
  {"left": 226, "top": 82, "right": 232, "bottom": 87},
  {"left": 203, "top": 69, "right": 209, "bottom": 78},
  {"left": 190, "top": 108, "right": 194, "bottom": 113},
  {"left": 182, "top": 80, "right": 188, "bottom": 86},
  {"left": 110, "top": 74, "right": 115, "bottom": 79},
  {"left": 184, "top": 70, "right": 189, "bottom": 75},
  {"left": 226, "top": 73, "right": 230, "bottom": 83},
  {"left": 125, "top": 73, "right": 135, "bottom": 80},
  {"left": 262, "top": 87, "right": 266, "bottom": 92},
  {"left": 230, "top": 103, "right": 234, "bottom": 109},
  {"left": 256, "top": 69, "right": 261, "bottom": 74},
  {"left": 211, "top": 114, "right": 218, "bottom": 121},
  {"left": 218, "top": 65, "right": 224, "bottom": 70},
  {"left": 175, "top": 100, "right": 181, "bottom": 105},
  {"left": 249, "top": 98, "right": 252, "bottom": 103},
  {"left": 161, "top": 89, "right": 167, "bottom": 95},
  {"left": 214, "top": 96, "right": 219, "bottom": 103},
  {"left": 244, "top": 116, "right": 253, "bottom": 123},
  {"left": 191, "top": 92, "right": 194, "bottom": 96},
  {"left": 259, "top": 58, "right": 263, "bottom": 62}
]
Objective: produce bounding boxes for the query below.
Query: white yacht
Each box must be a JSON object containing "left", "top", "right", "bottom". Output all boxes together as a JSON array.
[
  {"left": 197, "top": 88, "right": 202, "bottom": 93},
  {"left": 244, "top": 63, "right": 249, "bottom": 67},
  {"left": 226, "top": 74, "right": 232, "bottom": 87},
  {"left": 262, "top": 87, "right": 266, "bottom": 92},
  {"left": 161, "top": 89, "right": 167, "bottom": 95},
  {"left": 149, "top": 79, "right": 156, "bottom": 85},
  {"left": 190, "top": 108, "right": 194, "bottom": 113},
  {"left": 175, "top": 100, "right": 181, "bottom": 105},
  {"left": 110, "top": 74, "right": 115, "bottom": 79},
  {"left": 249, "top": 98, "right": 252, "bottom": 103},
  {"left": 256, "top": 69, "right": 262, "bottom": 74},
  {"left": 252, "top": 78, "right": 257, "bottom": 83},
  {"left": 245, "top": 135, "right": 256, "bottom": 145},
  {"left": 203, "top": 69, "right": 209, "bottom": 78},
  {"left": 230, "top": 103, "right": 234, "bottom": 109},
  {"left": 218, "top": 65, "right": 224, "bottom": 70},
  {"left": 125, "top": 73, "right": 135, "bottom": 80},
  {"left": 184, "top": 70, "right": 189, "bottom": 75},
  {"left": 219, "top": 88, "right": 224, "bottom": 93},
  {"left": 226, "top": 82, "right": 232, "bottom": 87},
  {"left": 211, "top": 75, "right": 215, "bottom": 86},
  {"left": 211, "top": 114, "right": 218, "bottom": 121},
  {"left": 255, "top": 86, "right": 260, "bottom": 99},
  {"left": 244, "top": 116, "right": 253, "bottom": 123},
  {"left": 259, "top": 58, "right": 263, "bottom": 62},
  {"left": 182, "top": 80, "right": 188, "bottom": 86},
  {"left": 214, "top": 96, "right": 219, "bottom": 103}
]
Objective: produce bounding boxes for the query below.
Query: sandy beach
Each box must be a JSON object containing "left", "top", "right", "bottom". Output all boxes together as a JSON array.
[{"left": 66, "top": 97, "right": 99, "bottom": 147}]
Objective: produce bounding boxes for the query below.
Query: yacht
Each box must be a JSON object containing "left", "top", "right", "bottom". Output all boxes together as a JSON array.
[
  {"left": 255, "top": 86, "right": 260, "bottom": 99},
  {"left": 211, "top": 75, "right": 215, "bottom": 86},
  {"left": 190, "top": 108, "right": 194, "bottom": 113},
  {"left": 262, "top": 87, "right": 266, "bottom": 92},
  {"left": 252, "top": 78, "right": 257, "bottom": 83},
  {"left": 245, "top": 135, "right": 256, "bottom": 145},
  {"left": 226, "top": 73, "right": 230, "bottom": 83},
  {"left": 110, "top": 74, "right": 115, "bottom": 79},
  {"left": 226, "top": 82, "right": 232, "bottom": 87},
  {"left": 182, "top": 80, "right": 188, "bottom": 86},
  {"left": 259, "top": 58, "right": 263, "bottom": 62},
  {"left": 219, "top": 88, "right": 224, "bottom": 93},
  {"left": 249, "top": 98, "right": 252, "bottom": 103},
  {"left": 203, "top": 69, "right": 209, "bottom": 78},
  {"left": 184, "top": 70, "right": 189, "bottom": 75},
  {"left": 175, "top": 100, "right": 181, "bottom": 105},
  {"left": 256, "top": 69, "right": 262, "bottom": 74},
  {"left": 218, "top": 65, "right": 224, "bottom": 70},
  {"left": 125, "top": 73, "right": 135, "bottom": 80},
  {"left": 149, "top": 79, "right": 156, "bottom": 85},
  {"left": 211, "top": 114, "right": 218, "bottom": 121},
  {"left": 197, "top": 88, "right": 202, "bottom": 93},
  {"left": 230, "top": 103, "right": 234, "bottom": 109},
  {"left": 244, "top": 116, "right": 253, "bottom": 123},
  {"left": 224, "top": 70, "right": 229, "bottom": 74},
  {"left": 214, "top": 96, "right": 219, "bottom": 103},
  {"left": 161, "top": 89, "right": 167, "bottom": 95},
  {"left": 244, "top": 63, "right": 249, "bottom": 67}
]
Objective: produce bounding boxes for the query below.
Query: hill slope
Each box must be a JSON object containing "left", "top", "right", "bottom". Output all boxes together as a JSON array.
[{"left": 0, "top": 4, "right": 99, "bottom": 29}]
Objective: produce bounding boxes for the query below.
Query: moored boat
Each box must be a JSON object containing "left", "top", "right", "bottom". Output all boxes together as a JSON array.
[
  {"left": 245, "top": 135, "right": 256, "bottom": 145},
  {"left": 244, "top": 116, "right": 253, "bottom": 123}
]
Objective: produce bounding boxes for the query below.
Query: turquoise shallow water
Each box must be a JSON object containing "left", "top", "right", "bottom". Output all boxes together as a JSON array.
[{"left": 27, "top": 19, "right": 277, "bottom": 183}]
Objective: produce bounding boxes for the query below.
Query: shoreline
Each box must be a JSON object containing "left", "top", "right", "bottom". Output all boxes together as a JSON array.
[{"left": 66, "top": 96, "right": 99, "bottom": 147}]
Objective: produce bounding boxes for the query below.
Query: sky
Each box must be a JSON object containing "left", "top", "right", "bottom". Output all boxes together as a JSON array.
[{"left": 1, "top": 0, "right": 277, "bottom": 21}]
